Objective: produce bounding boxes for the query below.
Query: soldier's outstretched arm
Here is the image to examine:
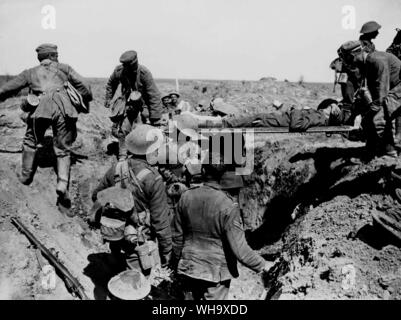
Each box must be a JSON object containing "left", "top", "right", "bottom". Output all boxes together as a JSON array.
[
  {"left": 144, "top": 173, "right": 172, "bottom": 266},
  {"left": 224, "top": 205, "right": 266, "bottom": 273},
  {"left": 104, "top": 68, "right": 119, "bottom": 108},
  {"left": 0, "top": 70, "right": 29, "bottom": 102},
  {"left": 141, "top": 67, "right": 163, "bottom": 122}
]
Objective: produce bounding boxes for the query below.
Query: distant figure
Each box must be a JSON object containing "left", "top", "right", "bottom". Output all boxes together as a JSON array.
[
  {"left": 0, "top": 43, "right": 92, "bottom": 217},
  {"left": 161, "top": 93, "right": 173, "bottom": 111},
  {"left": 169, "top": 91, "right": 180, "bottom": 108},
  {"left": 169, "top": 91, "right": 193, "bottom": 114}
]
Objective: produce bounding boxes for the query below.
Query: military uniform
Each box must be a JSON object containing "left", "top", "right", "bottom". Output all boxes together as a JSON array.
[
  {"left": 359, "top": 51, "right": 401, "bottom": 155},
  {"left": 105, "top": 59, "right": 163, "bottom": 123},
  {"left": 172, "top": 182, "right": 266, "bottom": 300},
  {"left": 0, "top": 50, "right": 92, "bottom": 195},
  {"left": 387, "top": 29, "right": 401, "bottom": 61},
  {"left": 92, "top": 157, "right": 172, "bottom": 269},
  {"left": 223, "top": 108, "right": 350, "bottom": 131}
]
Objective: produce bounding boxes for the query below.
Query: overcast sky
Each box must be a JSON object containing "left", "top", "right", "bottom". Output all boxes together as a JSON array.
[{"left": 0, "top": 0, "right": 400, "bottom": 82}]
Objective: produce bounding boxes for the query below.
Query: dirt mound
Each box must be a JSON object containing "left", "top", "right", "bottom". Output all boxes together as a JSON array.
[{"left": 1, "top": 78, "right": 400, "bottom": 300}]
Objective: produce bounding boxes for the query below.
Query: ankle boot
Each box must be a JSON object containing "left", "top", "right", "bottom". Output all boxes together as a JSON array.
[
  {"left": 19, "top": 147, "right": 37, "bottom": 185},
  {"left": 56, "top": 156, "right": 71, "bottom": 197},
  {"left": 395, "top": 116, "right": 401, "bottom": 149}
]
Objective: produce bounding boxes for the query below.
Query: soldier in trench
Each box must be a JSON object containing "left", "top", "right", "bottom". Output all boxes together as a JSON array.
[{"left": 170, "top": 152, "right": 273, "bottom": 300}]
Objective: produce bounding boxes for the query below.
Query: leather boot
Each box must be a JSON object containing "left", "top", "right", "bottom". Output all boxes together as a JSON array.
[
  {"left": 196, "top": 115, "right": 223, "bottom": 128},
  {"left": 55, "top": 156, "right": 74, "bottom": 217},
  {"left": 394, "top": 116, "right": 401, "bottom": 149},
  {"left": 56, "top": 156, "right": 70, "bottom": 197},
  {"left": 19, "top": 147, "right": 37, "bottom": 185}
]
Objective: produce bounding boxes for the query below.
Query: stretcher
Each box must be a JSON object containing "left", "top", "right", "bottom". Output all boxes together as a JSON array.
[{"left": 195, "top": 126, "right": 355, "bottom": 134}]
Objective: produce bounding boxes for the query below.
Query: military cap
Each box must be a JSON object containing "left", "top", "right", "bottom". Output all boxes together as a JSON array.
[
  {"left": 360, "top": 21, "right": 381, "bottom": 34},
  {"left": 119, "top": 50, "right": 138, "bottom": 64},
  {"left": 35, "top": 43, "right": 58, "bottom": 54},
  {"left": 338, "top": 40, "right": 363, "bottom": 56},
  {"left": 161, "top": 93, "right": 171, "bottom": 101}
]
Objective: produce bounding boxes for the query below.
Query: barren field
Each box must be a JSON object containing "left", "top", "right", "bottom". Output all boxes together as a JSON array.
[{"left": 1, "top": 77, "right": 401, "bottom": 300}]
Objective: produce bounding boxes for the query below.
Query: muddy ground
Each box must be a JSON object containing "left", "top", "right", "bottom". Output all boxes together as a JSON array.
[{"left": 1, "top": 77, "right": 401, "bottom": 300}]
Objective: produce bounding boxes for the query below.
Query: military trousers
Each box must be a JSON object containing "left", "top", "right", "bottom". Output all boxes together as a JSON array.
[
  {"left": 362, "top": 82, "right": 401, "bottom": 155},
  {"left": 179, "top": 275, "right": 231, "bottom": 300},
  {"left": 23, "top": 109, "right": 77, "bottom": 157}
]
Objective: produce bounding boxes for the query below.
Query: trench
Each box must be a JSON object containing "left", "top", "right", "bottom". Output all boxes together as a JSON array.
[{"left": 239, "top": 139, "right": 400, "bottom": 299}]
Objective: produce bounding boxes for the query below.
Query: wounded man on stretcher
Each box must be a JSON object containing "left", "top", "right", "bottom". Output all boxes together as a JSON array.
[{"left": 174, "top": 98, "right": 359, "bottom": 132}]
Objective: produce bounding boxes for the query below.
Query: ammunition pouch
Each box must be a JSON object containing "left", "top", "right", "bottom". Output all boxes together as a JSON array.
[{"left": 20, "top": 93, "right": 40, "bottom": 113}]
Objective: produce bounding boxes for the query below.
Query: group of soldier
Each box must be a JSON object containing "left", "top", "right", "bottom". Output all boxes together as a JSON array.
[
  {"left": 0, "top": 20, "right": 401, "bottom": 300},
  {"left": 0, "top": 45, "right": 271, "bottom": 300}
]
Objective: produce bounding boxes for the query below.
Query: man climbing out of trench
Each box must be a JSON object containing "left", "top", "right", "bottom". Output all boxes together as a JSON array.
[
  {"left": 104, "top": 50, "right": 165, "bottom": 160},
  {"left": 0, "top": 43, "right": 93, "bottom": 216},
  {"left": 338, "top": 40, "right": 401, "bottom": 159},
  {"left": 170, "top": 152, "right": 273, "bottom": 300}
]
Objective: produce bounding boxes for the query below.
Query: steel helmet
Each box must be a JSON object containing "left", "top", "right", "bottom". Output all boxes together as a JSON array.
[
  {"left": 108, "top": 269, "right": 151, "bottom": 300},
  {"left": 360, "top": 21, "right": 381, "bottom": 34},
  {"left": 126, "top": 124, "right": 164, "bottom": 155}
]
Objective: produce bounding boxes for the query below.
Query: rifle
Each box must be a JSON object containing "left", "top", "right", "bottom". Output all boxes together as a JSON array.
[{"left": 11, "top": 217, "right": 90, "bottom": 300}]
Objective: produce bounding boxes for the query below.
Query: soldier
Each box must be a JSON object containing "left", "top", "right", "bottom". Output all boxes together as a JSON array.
[
  {"left": 91, "top": 124, "right": 172, "bottom": 272},
  {"left": 104, "top": 50, "right": 164, "bottom": 159},
  {"left": 171, "top": 153, "right": 272, "bottom": 300},
  {"left": 339, "top": 40, "right": 401, "bottom": 158},
  {"left": 359, "top": 21, "right": 381, "bottom": 52},
  {"left": 387, "top": 28, "right": 401, "bottom": 61},
  {"left": 169, "top": 91, "right": 180, "bottom": 109},
  {"left": 332, "top": 21, "right": 380, "bottom": 108},
  {"left": 161, "top": 93, "right": 173, "bottom": 111},
  {"left": 174, "top": 98, "right": 356, "bottom": 132},
  {"left": 0, "top": 43, "right": 92, "bottom": 216}
]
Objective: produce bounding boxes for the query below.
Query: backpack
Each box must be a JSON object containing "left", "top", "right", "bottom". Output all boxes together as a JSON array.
[{"left": 98, "top": 159, "right": 152, "bottom": 242}]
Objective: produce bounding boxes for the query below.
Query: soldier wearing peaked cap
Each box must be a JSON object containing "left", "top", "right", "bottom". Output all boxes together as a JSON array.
[
  {"left": 0, "top": 43, "right": 93, "bottom": 217},
  {"left": 105, "top": 50, "right": 164, "bottom": 159},
  {"left": 339, "top": 40, "right": 401, "bottom": 159}
]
